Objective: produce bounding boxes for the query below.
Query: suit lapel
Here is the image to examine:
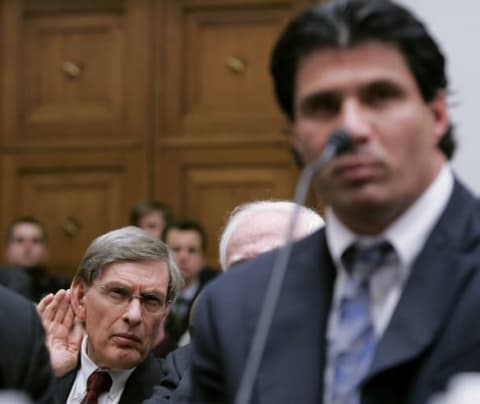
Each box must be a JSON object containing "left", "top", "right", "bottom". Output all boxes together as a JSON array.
[
  {"left": 55, "top": 368, "right": 77, "bottom": 403},
  {"left": 119, "top": 370, "right": 144, "bottom": 404},
  {"left": 119, "top": 354, "right": 163, "bottom": 404},
  {"left": 368, "top": 180, "right": 480, "bottom": 378}
]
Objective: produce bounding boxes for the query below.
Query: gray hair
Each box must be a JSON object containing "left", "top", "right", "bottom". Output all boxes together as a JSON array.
[
  {"left": 73, "top": 226, "right": 183, "bottom": 304},
  {"left": 219, "top": 200, "right": 324, "bottom": 270}
]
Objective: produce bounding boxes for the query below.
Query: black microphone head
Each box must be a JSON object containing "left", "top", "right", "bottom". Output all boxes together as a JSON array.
[{"left": 329, "top": 129, "right": 353, "bottom": 155}]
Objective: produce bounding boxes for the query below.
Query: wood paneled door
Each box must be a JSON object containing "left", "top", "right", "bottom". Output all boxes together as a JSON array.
[{"left": 0, "top": 0, "right": 315, "bottom": 276}]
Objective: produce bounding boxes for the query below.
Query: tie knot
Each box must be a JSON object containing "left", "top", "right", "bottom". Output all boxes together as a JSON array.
[
  {"left": 83, "top": 370, "right": 112, "bottom": 403},
  {"left": 342, "top": 240, "right": 394, "bottom": 279}
]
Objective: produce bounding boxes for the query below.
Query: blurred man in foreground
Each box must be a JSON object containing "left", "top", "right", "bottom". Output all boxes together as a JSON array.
[{"left": 189, "top": 1, "right": 480, "bottom": 403}]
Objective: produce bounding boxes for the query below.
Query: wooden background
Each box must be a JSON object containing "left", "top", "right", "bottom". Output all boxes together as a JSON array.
[{"left": 0, "top": 0, "right": 317, "bottom": 277}]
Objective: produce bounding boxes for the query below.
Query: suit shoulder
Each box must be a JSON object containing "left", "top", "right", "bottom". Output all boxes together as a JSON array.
[
  {"left": 0, "top": 286, "right": 39, "bottom": 336},
  {"left": 197, "top": 229, "right": 325, "bottom": 310},
  {"left": 133, "top": 353, "right": 165, "bottom": 384}
]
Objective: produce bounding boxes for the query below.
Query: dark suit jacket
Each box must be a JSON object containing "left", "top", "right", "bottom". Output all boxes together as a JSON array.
[
  {"left": 0, "top": 285, "right": 56, "bottom": 403},
  {"left": 55, "top": 353, "right": 164, "bottom": 403},
  {"left": 157, "top": 268, "right": 219, "bottom": 358},
  {"left": 0, "top": 265, "right": 70, "bottom": 303},
  {"left": 144, "top": 344, "right": 192, "bottom": 403},
  {"left": 189, "top": 180, "right": 480, "bottom": 404}
]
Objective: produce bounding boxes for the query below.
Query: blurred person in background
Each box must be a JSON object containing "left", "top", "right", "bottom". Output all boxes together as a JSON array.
[
  {"left": 154, "top": 219, "right": 218, "bottom": 357},
  {"left": 0, "top": 217, "right": 69, "bottom": 302},
  {"left": 130, "top": 200, "right": 174, "bottom": 240}
]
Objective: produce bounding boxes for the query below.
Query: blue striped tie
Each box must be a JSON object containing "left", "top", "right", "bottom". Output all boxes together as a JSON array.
[{"left": 329, "top": 241, "right": 393, "bottom": 404}]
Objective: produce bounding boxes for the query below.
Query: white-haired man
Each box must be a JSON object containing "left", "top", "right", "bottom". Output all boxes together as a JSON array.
[
  {"left": 219, "top": 200, "right": 324, "bottom": 270},
  {"left": 145, "top": 200, "right": 324, "bottom": 403}
]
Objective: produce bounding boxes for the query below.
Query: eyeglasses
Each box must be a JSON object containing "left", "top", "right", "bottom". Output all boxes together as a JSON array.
[{"left": 94, "top": 283, "right": 166, "bottom": 314}]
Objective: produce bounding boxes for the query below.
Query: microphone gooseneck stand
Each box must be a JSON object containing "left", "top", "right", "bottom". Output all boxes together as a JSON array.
[{"left": 234, "top": 129, "right": 353, "bottom": 404}]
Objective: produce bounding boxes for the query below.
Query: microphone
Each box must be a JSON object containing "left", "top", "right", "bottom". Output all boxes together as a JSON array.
[{"left": 234, "top": 129, "right": 353, "bottom": 404}]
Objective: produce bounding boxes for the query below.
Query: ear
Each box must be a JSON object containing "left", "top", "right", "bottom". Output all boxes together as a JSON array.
[
  {"left": 160, "top": 305, "right": 170, "bottom": 325},
  {"left": 429, "top": 89, "right": 450, "bottom": 144},
  {"left": 286, "top": 123, "right": 306, "bottom": 168},
  {"left": 71, "top": 278, "right": 88, "bottom": 321}
]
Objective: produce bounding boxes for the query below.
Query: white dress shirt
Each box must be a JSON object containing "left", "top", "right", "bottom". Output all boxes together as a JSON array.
[
  {"left": 324, "top": 164, "right": 454, "bottom": 395},
  {"left": 66, "top": 336, "right": 135, "bottom": 404}
]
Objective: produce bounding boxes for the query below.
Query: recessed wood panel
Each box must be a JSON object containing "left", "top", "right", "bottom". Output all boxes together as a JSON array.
[
  {"left": 1, "top": 151, "right": 147, "bottom": 277},
  {"left": 154, "top": 141, "right": 299, "bottom": 265},
  {"left": 183, "top": 9, "right": 281, "bottom": 116},
  {"left": 0, "top": 0, "right": 312, "bottom": 272},
  {"left": 184, "top": 166, "right": 294, "bottom": 265},
  {"left": 23, "top": 15, "right": 124, "bottom": 127},
  {"left": 163, "top": 0, "right": 312, "bottom": 136},
  {"left": 0, "top": 0, "right": 152, "bottom": 148},
  {"left": 19, "top": 171, "right": 121, "bottom": 276}
]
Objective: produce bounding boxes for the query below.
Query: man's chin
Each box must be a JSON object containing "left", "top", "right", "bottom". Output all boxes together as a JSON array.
[
  {"left": 330, "top": 186, "right": 393, "bottom": 214},
  {"left": 106, "top": 347, "right": 146, "bottom": 370}
]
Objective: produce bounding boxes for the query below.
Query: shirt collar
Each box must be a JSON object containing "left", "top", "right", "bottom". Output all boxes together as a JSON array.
[
  {"left": 181, "top": 279, "right": 200, "bottom": 301},
  {"left": 74, "top": 336, "right": 136, "bottom": 401},
  {"left": 326, "top": 163, "right": 454, "bottom": 270}
]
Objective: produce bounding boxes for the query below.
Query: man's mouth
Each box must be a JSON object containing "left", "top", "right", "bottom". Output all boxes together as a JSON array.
[
  {"left": 112, "top": 333, "right": 142, "bottom": 346},
  {"left": 329, "top": 155, "right": 381, "bottom": 183}
]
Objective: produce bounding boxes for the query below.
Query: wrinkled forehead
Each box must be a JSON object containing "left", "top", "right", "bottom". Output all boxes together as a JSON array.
[{"left": 95, "top": 259, "right": 170, "bottom": 290}]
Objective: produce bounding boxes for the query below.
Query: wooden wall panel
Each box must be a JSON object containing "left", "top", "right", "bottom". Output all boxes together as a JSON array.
[
  {"left": 155, "top": 0, "right": 313, "bottom": 265},
  {"left": 1, "top": 0, "right": 152, "bottom": 148},
  {"left": 184, "top": 165, "right": 295, "bottom": 265},
  {"left": 162, "top": 0, "right": 312, "bottom": 136},
  {"left": 155, "top": 142, "right": 299, "bottom": 265},
  {"left": 1, "top": 150, "right": 147, "bottom": 277},
  {"left": 23, "top": 15, "right": 125, "bottom": 131},
  {"left": 0, "top": 0, "right": 316, "bottom": 273}
]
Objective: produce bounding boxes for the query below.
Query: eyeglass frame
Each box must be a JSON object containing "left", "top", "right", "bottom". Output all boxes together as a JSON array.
[{"left": 92, "top": 282, "right": 167, "bottom": 314}]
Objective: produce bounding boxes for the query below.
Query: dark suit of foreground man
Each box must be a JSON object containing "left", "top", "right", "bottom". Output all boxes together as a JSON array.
[{"left": 188, "top": 1, "right": 480, "bottom": 403}]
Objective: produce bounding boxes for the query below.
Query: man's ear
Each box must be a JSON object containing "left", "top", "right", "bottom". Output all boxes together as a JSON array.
[
  {"left": 160, "top": 305, "right": 170, "bottom": 325},
  {"left": 71, "top": 278, "right": 88, "bottom": 321},
  {"left": 285, "top": 123, "right": 305, "bottom": 169},
  {"left": 289, "top": 145, "right": 305, "bottom": 169},
  {"left": 429, "top": 89, "right": 450, "bottom": 145}
]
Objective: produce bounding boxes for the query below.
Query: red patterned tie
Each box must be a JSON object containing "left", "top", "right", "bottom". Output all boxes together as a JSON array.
[{"left": 81, "top": 370, "right": 112, "bottom": 404}]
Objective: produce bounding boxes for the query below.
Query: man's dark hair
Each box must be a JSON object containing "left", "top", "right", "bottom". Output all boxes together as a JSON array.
[
  {"left": 270, "top": 0, "right": 455, "bottom": 159},
  {"left": 163, "top": 219, "right": 208, "bottom": 253},
  {"left": 129, "top": 200, "right": 174, "bottom": 228},
  {"left": 6, "top": 217, "right": 48, "bottom": 242}
]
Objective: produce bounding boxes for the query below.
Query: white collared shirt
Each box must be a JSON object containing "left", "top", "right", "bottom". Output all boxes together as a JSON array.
[
  {"left": 323, "top": 164, "right": 454, "bottom": 401},
  {"left": 180, "top": 279, "right": 200, "bottom": 302},
  {"left": 66, "top": 337, "right": 135, "bottom": 404},
  {"left": 326, "top": 163, "right": 454, "bottom": 337}
]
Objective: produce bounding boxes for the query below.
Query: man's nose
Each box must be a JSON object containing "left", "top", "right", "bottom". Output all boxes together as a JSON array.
[
  {"left": 177, "top": 251, "right": 189, "bottom": 263},
  {"left": 340, "top": 99, "right": 371, "bottom": 142},
  {"left": 123, "top": 298, "right": 142, "bottom": 325}
]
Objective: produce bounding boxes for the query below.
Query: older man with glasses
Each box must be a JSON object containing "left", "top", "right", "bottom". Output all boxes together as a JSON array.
[{"left": 38, "top": 226, "right": 183, "bottom": 404}]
